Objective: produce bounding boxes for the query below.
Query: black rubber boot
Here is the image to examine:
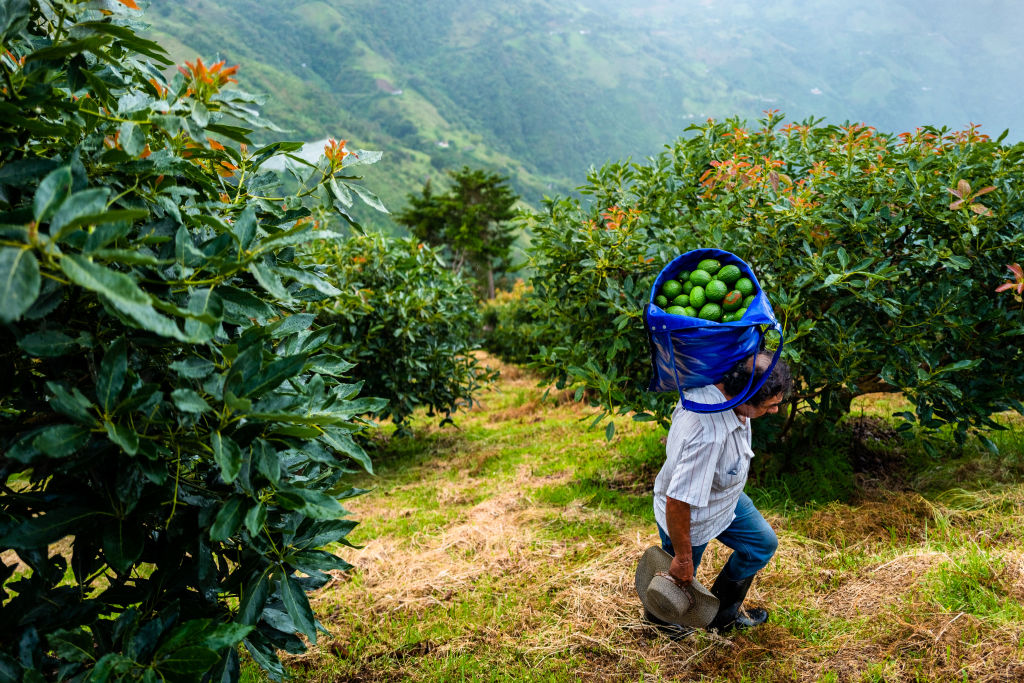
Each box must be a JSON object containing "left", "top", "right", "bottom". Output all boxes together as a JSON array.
[{"left": 706, "top": 571, "right": 768, "bottom": 632}]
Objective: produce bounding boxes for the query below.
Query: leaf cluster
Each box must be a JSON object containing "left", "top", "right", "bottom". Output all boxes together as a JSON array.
[
  {"left": 516, "top": 112, "right": 1024, "bottom": 444},
  {"left": 0, "top": 2, "right": 387, "bottom": 680},
  {"left": 307, "top": 234, "right": 494, "bottom": 430},
  {"left": 480, "top": 279, "right": 544, "bottom": 365}
]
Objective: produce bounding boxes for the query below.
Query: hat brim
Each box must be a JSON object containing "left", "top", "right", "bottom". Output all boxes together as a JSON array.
[{"left": 635, "top": 545, "right": 719, "bottom": 628}]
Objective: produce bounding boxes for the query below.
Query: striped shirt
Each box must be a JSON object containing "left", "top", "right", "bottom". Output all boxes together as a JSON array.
[{"left": 653, "top": 384, "right": 755, "bottom": 546}]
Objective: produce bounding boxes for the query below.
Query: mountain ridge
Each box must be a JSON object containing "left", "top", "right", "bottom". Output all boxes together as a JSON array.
[{"left": 144, "top": 0, "right": 1024, "bottom": 230}]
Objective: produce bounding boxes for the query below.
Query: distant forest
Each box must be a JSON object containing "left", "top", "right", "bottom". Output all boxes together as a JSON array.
[{"left": 146, "top": 0, "right": 1024, "bottom": 229}]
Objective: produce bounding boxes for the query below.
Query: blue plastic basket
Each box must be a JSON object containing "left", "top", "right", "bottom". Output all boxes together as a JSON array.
[{"left": 645, "top": 248, "right": 783, "bottom": 413}]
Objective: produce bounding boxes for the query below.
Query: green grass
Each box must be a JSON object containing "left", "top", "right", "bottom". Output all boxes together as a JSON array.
[
  {"left": 231, "top": 357, "right": 1024, "bottom": 682},
  {"left": 923, "top": 549, "right": 1024, "bottom": 621}
]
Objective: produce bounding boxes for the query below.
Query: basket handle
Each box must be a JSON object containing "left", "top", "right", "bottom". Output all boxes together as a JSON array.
[{"left": 667, "top": 322, "right": 784, "bottom": 414}]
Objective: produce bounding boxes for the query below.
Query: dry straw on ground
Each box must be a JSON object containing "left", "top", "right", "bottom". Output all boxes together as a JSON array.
[{"left": 293, "top": 357, "right": 1024, "bottom": 682}]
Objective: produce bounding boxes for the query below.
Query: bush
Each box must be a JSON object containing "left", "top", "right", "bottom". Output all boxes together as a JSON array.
[
  {"left": 522, "top": 112, "right": 1024, "bottom": 445},
  {"left": 480, "top": 279, "right": 544, "bottom": 365},
  {"left": 0, "top": 3, "right": 388, "bottom": 680},
  {"left": 308, "top": 234, "right": 493, "bottom": 428}
]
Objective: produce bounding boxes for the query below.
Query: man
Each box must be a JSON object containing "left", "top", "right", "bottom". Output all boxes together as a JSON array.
[{"left": 651, "top": 351, "right": 793, "bottom": 633}]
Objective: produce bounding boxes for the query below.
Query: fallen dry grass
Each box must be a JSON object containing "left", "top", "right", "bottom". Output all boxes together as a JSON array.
[{"left": 279, "top": 356, "right": 1024, "bottom": 683}]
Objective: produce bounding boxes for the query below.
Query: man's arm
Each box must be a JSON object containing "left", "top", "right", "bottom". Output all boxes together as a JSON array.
[{"left": 665, "top": 496, "right": 694, "bottom": 584}]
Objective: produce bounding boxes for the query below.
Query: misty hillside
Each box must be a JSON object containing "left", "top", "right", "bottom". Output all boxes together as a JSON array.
[{"left": 144, "top": 0, "right": 1024, "bottom": 227}]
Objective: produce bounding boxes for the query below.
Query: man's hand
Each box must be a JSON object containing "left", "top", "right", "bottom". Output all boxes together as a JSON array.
[{"left": 669, "top": 552, "right": 694, "bottom": 585}]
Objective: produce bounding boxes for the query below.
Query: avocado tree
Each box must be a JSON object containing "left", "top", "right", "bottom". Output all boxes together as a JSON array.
[
  {"left": 307, "top": 233, "right": 494, "bottom": 429},
  {"left": 0, "top": 1, "right": 388, "bottom": 680},
  {"left": 396, "top": 166, "right": 518, "bottom": 298},
  {"left": 519, "top": 111, "right": 1024, "bottom": 447}
]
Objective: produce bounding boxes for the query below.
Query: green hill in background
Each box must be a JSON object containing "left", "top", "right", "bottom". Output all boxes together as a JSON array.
[{"left": 145, "top": 0, "right": 1024, "bottom": 231}]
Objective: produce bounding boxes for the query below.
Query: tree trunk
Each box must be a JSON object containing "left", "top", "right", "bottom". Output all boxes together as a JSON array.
[{"left": 486, "top": 267, "right": 495, "bottom": 300}]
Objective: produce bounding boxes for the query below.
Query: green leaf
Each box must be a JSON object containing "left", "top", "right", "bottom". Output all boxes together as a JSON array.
[
  {"left": 242, "top": 635, "right": 283, "bottom": 681},
  {"left": 231, "top": 204, "right": 258, "bottom": 250},
  {"left": 26, "top": 35, "right": 111, "bottom": 63},
  {"left": 978, "top": 435, "right": 999, "bottom": 454},
  {"left": 155, "top": 646, "right": 220, "bottom": 677},
  {"left": 60, "top": 254, "right": 191, "bottom": 341},
  {"left": 338, "top": 396, "right": 389, "bottom": 417},
  {"left": 604, "top": 420, "right": 615, "bottom": 441},
  {"left": 191, "top": 102, "right": 210, "bottom": 128},
  {"left": 86, "top": 652, "right": 134, "bottom": 682},
  {"left": 0, "top": 247, "right": 41, "bottom": 323},
  {"left": 219, "top": 286, "right": 277, "bottom": 325},
  {"left": 287, "top": 549, "right": 352, "bottom": 575},
  {"left": 319, "top": 428, "right": 373, "bottom": 474},
  {"left": 0, "top": 0, "right": 30, "bottom": 45},
  {"left": 238, "top": 569, "right": 272, "bottom": 625},
  {"left": 102, "top": 520, "right": 144, "bottom": 574},
  {"left": 348, "top": 182, "right": 390, "bottom": 214},
  {"left": 33, "top": 165, "right": 73, "bottom": 221},
  {"left": 75, "top": 21, "right": 172, "bottom": 64},
  {"left": 34, "top": 424, "right": 91, "bottom": 458},
  {"left": 249, "top": 260, "right": 292, "bottom": 302},
  {"left": 241, "top": 354, "right": 307, "bottom": 397},
  {"left": 209, "top": 497, "right": 245, "bottom": 542},
  {"left": 201, "top": 623, "right": 253, "bottom": 652},
  {"left": 47, "top": 381, "right": 96, "bottom": 424},
  {"left": 268, "top": 313, "right": 315, "bottom": 339},
  {"left": 244, "top": 502, "right": 266, "bottom": 536},
  {"left": 935, "top": 359, "right": 982, "bottom": 374},
  {"left": 82, "top": 216, "right": 137, "bottom": 251},
  {"left": 252, "top": 439, "right": 280, "bottom": 486},
  {"left": 307, "top": 355, "right": 356, "bottom": 376},
  {"left": 945, "top": 255, "right": 971, "bottom": 270},
  {"left": 49, "top": 188, "right": 110, "bottom": 237},
  {"left": 171, "top": 388, "right": 211, "bottom": 414},
  {"left": 345, "top": 149, "right": 383, "bottom": 166},
  {"left": 170, "top": 357, "right": 216, "bottom": 379},
  {"left": 205, "top": 123, "right": 253, "bottom": 144},
  {"left": 105, "top": 420, "right": 139, "bottom": 455},
  {"left": 97, "top": 338, "right": 127, "bottom": 413},
  {"left": 0, "top": 507, "right": 102, "bottom": 548},
  {"left": 329, "top": 177, "right": 353, "bottom": 208},
  {"left": 118, "top": 121, "right": 146, "bottom": 157},
  {"left": 277, "top": 487, "right": 345, "bottom": 520},
  {"left": 224, "top": 390, "right": 252, "bottom": 413},
  {"left": 212, "top": 432, "right": 243, "bottom": 484},
  {"left": 0, "top": 158, "right": 57, "bottom": 187},
  {"left": 185, "top": 288, "right": 223, "bottom": 339},
  {"left": 17, "top": 329, "right": 76, "bottom": 357},
  {"left": 88, "top": 248, "right": 169, "bottom": 267},
  {"left": 836, "top": 247, "right": 849, "bottom": 269},
  {"left": 46, "top": 628, "right": 94, "bottom": 664},
  {"left": 280, "top": 573, "right": 317, "bottom": 641}
]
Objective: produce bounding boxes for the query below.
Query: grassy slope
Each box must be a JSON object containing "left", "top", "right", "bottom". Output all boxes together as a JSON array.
[{"left": 245, "top": 357, "right": 1024, "bottom": 682}]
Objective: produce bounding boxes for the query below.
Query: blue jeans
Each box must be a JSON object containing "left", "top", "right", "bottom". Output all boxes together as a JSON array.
[{"left": 657, "top": 492, "right": 777, "bottom": 581}]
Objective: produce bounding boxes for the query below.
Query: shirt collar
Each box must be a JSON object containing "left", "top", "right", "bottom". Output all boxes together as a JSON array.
[{"left": 685, "top": 384, "right": 746, "bottom": 432}]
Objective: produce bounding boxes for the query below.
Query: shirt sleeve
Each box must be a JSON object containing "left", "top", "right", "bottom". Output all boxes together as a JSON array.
[{"left": 665, "top": 420, "right": 724, "bottom": 508}]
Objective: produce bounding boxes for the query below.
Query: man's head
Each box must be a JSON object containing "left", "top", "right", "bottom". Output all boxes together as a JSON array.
[{"left": 719, "top": 352, "right": 793, "bottom": 419}]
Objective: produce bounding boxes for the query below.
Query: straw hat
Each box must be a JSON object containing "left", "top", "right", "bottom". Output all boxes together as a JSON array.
[{"left": 635, "top": 545, "right": 719, "bottom": 628}]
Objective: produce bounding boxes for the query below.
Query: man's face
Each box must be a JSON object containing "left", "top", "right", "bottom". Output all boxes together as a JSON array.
[{"left": 735, "top": 394, "right": 785, "bottom": 420}]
